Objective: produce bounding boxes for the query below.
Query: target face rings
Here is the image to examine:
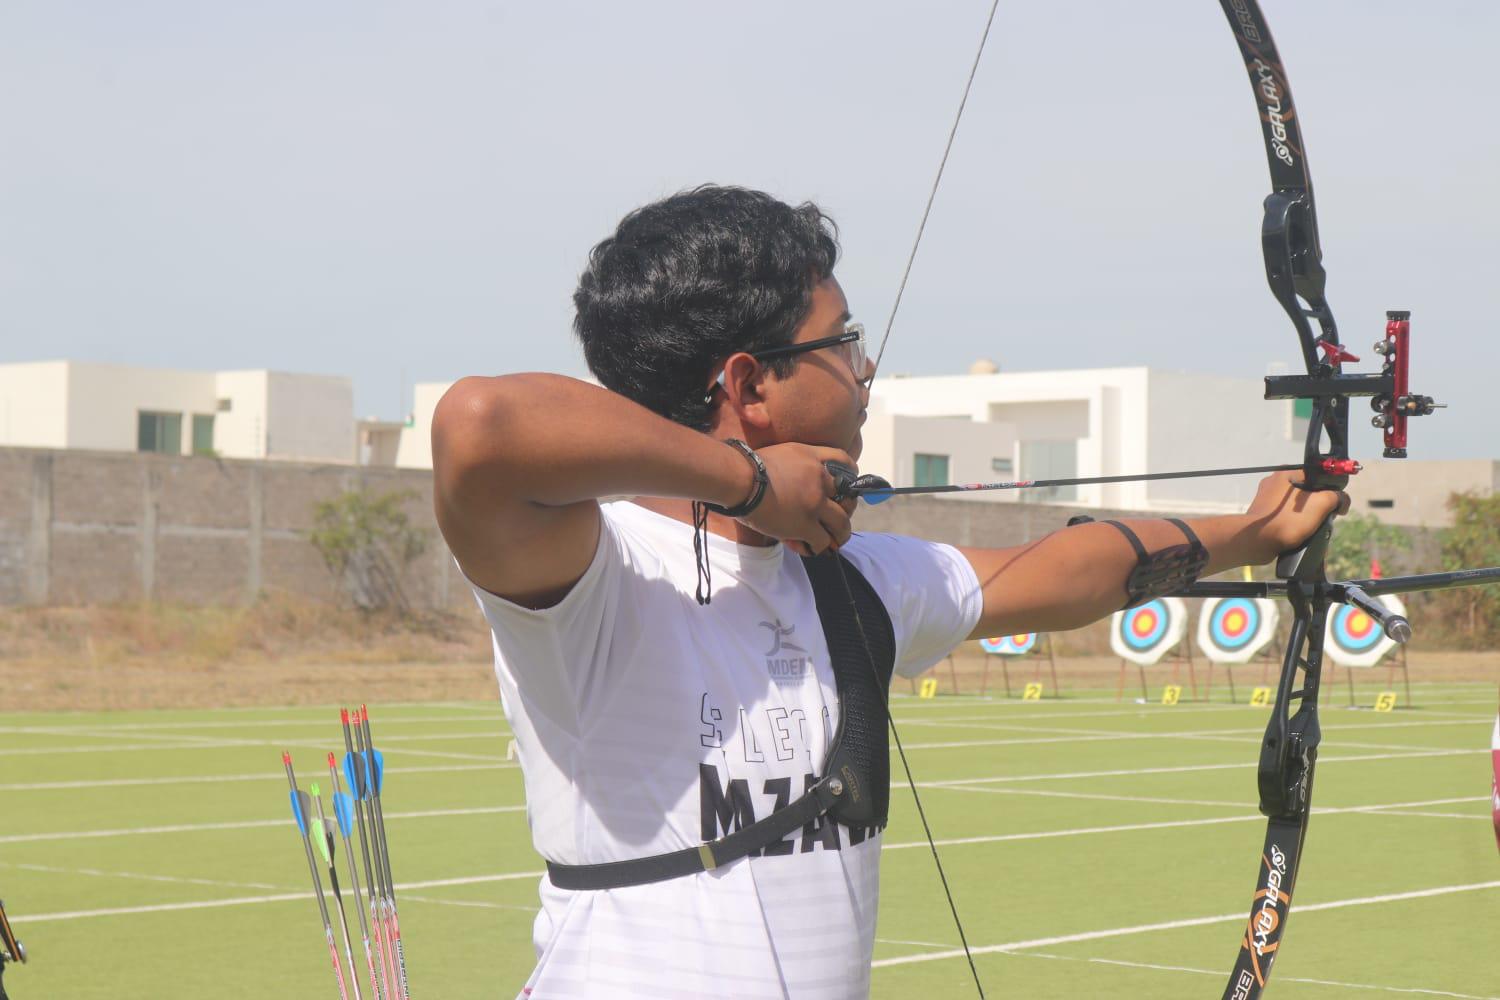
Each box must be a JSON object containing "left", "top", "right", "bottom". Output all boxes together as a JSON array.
[
  {"left": 1195, "top": 597, "right": 1279, "bottom": 664},
  {"left": 1324, "top": 594, "right": 1406, "bottom": 668},
  {"left": 981, "top": 634, "right": 1038, "bottom": 656},
  {"left": 1110, "top": 597, "right": 1188, "bottom": 666}
]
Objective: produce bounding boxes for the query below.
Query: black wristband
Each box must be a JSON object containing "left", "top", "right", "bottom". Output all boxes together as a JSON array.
[{"left": 703, "top": 439, "right": 769, "bottom": 518}]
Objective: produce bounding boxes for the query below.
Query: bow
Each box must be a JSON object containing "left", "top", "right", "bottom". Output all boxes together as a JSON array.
[{"left": 822, "top": 3, "right": 1500, "bottom": 998}]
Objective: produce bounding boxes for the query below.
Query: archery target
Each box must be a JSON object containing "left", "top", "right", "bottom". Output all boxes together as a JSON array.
[
  {"left": 981, "top": 634, "right": 1038, "bottom": 656},
  {"left": 1324, "top": 593, "right": 1406, "bottom": 668},
  {"left": 1110, "top": 597, "right": 1188, "bottom": 666},
  {"left": 1195, "top": 597, "right": 1279, "bottom": 664}
]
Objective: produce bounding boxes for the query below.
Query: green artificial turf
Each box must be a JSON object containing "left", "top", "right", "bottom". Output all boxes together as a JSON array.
[{"left": 1, "top": 682, "right": 1496, "bottom": 998}]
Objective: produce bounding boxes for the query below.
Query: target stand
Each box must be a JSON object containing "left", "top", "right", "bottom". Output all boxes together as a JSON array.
[
  {"left": 1324, "top": 595, "right": 1412, "bottom": 708},
  {"left": 1193, "top": 597, "right": 1282, "bottom": 704},
  {"left": 908, "top": 653, "right": 963, "bottom": 697},
  {"left": 978, "top": 633, "right": 1060, "bottom": 698},
  {"left": 1110, "top": 598, "right": 1196, "bottom": 702}
]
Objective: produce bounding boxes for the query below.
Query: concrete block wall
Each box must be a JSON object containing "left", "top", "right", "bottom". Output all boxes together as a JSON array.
[
  {"left": 1, "top": 446, "right": 1435, "bottom": 610},
  {"left": 0, "top": 446, "right": 469, "bottom": 610}
]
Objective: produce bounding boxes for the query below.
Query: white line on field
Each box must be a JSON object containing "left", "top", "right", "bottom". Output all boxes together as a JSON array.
[
  {"left": 0, "top": 714, "right": 506, "bottom": 735},
  {"left": 876, "top": 936, "right": 957, "bottom": 950},
  {"left": 892, "top": 713, "right": 1489, "bottom": 736},
  {"left": 0, "top": 804, "right": 528, "bottom": 845},
  {"left": 2, "top": 861, "right": 282, "bottom": 891},
  {"left": 1017, "top": 951, "right": 1500, "bottom": 999},
  {"left": 0, "top": 739, "right": 509, "bottom": 762},
  {"left": 934, "top": 786, "right": 1249, "bottom": 808},
  {"left": 883, "top": 796, "right": 1488, "bottom": 850},
  {"left": 1, "top": 725, "right": 1476, "bottom": 792},
  {"left": 14, "top": 870, "right": 548, "bottom": 923},
  {"left": 1361, "top": 809, "right": 1491, "bottom": 821},
  {"left": 870, "top": 880, "right": 1500, "bottom": 968},
  {"left": 3, "top": 748, "right": 1478, "bottom": 842},
  {"left": 909, "top": 747, "right": 1478, "bottom": 791},
  {"left": 0, "top": 761, "right": 513, "bottom": 792}
]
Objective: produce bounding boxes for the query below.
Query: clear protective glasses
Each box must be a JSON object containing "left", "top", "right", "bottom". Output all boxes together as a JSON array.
[{"left": 705, "top": 322, "right": 871, "bottom": 403}]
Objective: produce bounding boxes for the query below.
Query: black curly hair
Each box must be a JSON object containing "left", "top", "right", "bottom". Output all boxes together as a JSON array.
[{"left": 572, "top": 185, "right": 840, "bottom": 429}]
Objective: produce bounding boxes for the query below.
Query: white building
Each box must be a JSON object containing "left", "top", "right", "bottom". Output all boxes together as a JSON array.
[
  {"left": 862, "top": 364, "right": 1301, "bottom": 513},
  {"left": 1344, "top": 458, "right": 1498, "bottom": 528},
  {"left": 391, "top": 365, "right": 1495, "bottom": 523},
  {"left": 396, "top": 366, "right": 1297, "bottom": 512},
  {"left": 395, "top": 381, "right": 452, "bottom": 469},
  {"left": 0, "top": 361, "right": 356, "bottom": 464}
]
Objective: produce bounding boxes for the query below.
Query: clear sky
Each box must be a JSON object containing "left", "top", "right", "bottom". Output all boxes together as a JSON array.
[{"left": 3, "top": 1, "right": 1496, "bottom": 459}]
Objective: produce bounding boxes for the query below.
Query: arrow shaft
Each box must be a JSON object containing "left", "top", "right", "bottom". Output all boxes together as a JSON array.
[
  {"left": 285, "top": 755, "right": 347, "bottom": 999},
  {"left": 315, "top": 794, "right": 364, "bottom": 1000},
  {"left": 854, "top": 463, "right": 1303, "bottom": 500},
  {"left": 354, "top": 717, "right": 401, "bottom": 998},
  {"left": 361, "top": 708, "right": 412, "bottom": 1000},
  {"left": 343, "top": 713, "right": 392, "bottom": 1000},
  {"left": 331, "top": 762, "right": 385, "bottom": 1000}
]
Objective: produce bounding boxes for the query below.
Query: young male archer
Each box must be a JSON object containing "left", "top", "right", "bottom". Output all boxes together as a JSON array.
[{"left": 431, "top": 185, "right": 1344, "bottom": 998}]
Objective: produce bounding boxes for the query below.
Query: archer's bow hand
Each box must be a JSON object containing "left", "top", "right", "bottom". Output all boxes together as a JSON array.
[
  {"left": 1245, "top": 470, "right": 1350, "bottom": 562},
  {"left": 736, "top": 443, "right": 858, "bottom": 557}
]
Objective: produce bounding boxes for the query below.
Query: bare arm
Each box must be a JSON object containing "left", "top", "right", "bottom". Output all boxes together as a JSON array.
[
  {"left": 431, "top": 374, "right": 854, "bottom": 607},
  {"left": 960, "top": 471, "right": 1346, "bottom": 638}
]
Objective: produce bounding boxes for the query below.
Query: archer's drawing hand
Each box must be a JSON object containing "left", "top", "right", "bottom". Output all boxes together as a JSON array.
[
  {"left": 741, "top": 443, "right": 859, "bottom": 557},
  {"left": 1245, "top": 470, "right": 1351, "bottom": 559}
]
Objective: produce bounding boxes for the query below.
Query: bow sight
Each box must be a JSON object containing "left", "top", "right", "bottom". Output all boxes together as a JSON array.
[{"left": 1260, "top": 310, "right": 1442, "bottom": 463}]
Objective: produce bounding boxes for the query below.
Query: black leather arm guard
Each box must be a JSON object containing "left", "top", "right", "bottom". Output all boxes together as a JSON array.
[{"left": 1102, "top": 518, "right": 1210, "bottom": 608}]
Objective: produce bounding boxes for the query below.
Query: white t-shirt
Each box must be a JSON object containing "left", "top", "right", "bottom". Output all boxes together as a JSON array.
[{"left": 468, "top": 501, "right": 982, "bottom": 999}]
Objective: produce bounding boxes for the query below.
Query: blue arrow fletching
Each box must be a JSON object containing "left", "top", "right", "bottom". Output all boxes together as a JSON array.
[
  {"left": 333, "top": 791, "right": 355, "bottom": 837},
  {"left": 860, "top": 491, "right": 894, "bottom": 505},
  {"left": 343, "top": 752, "right": 367, "bottom": 798},
  {"left": 369, "top": 748, "right": 385, "bottom": 794},
  {"left": 289, "top": 789, "right": 310, "bottom": 835}
]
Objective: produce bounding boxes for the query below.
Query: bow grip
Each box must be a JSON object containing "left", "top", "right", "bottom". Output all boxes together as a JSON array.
[{"left": 1276, "top": 512, "right": 1335, "bottom": 580}]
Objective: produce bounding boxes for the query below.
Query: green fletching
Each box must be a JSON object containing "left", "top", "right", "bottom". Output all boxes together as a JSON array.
[
  {"left": 310, "top": 781, "right": 321, "bottom": 797},
  {"left": 312, "top": 819, "right": 331, "bottom": 863}
]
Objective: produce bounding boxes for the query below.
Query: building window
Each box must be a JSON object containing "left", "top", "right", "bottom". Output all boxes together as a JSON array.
[
  {"left": 913, "top": 453, "right": 949, "bottom": 487},
  {"left": 137, "top": 411, "right": 182, "bottom": 455},
  {"left": 1367, "top": 499, "right": 1395, "bottom": 509},
  {"left": 991, "top": 457, "right": 1014, "bottom": 476},
  {"left": 1019, "top": 440, "right": 1077, "bottom": 503},
  {"left": 192, "top": 414, "right": 215, "bottom": 455}
]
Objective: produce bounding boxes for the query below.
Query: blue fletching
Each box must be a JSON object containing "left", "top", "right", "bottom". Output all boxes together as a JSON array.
[
  {"left": 861, "top": 491, "right": 894, "bottom": 506},
  {"left": 289, "top": 789, "right": 310, "bottom": 835},
  {"left": 343, "top": 752, "right": 367, "bottom": 799},
  {"left": 369, "top": 748, "right": 385, "bottom": 795},
  {"left": 333, "top": 791, "right": 355, "bottom": 837}
]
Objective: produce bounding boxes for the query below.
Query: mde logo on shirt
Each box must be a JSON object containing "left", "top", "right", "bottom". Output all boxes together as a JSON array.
[{"left": 759, "top": 618, "right": 809, "bottom": 685}]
